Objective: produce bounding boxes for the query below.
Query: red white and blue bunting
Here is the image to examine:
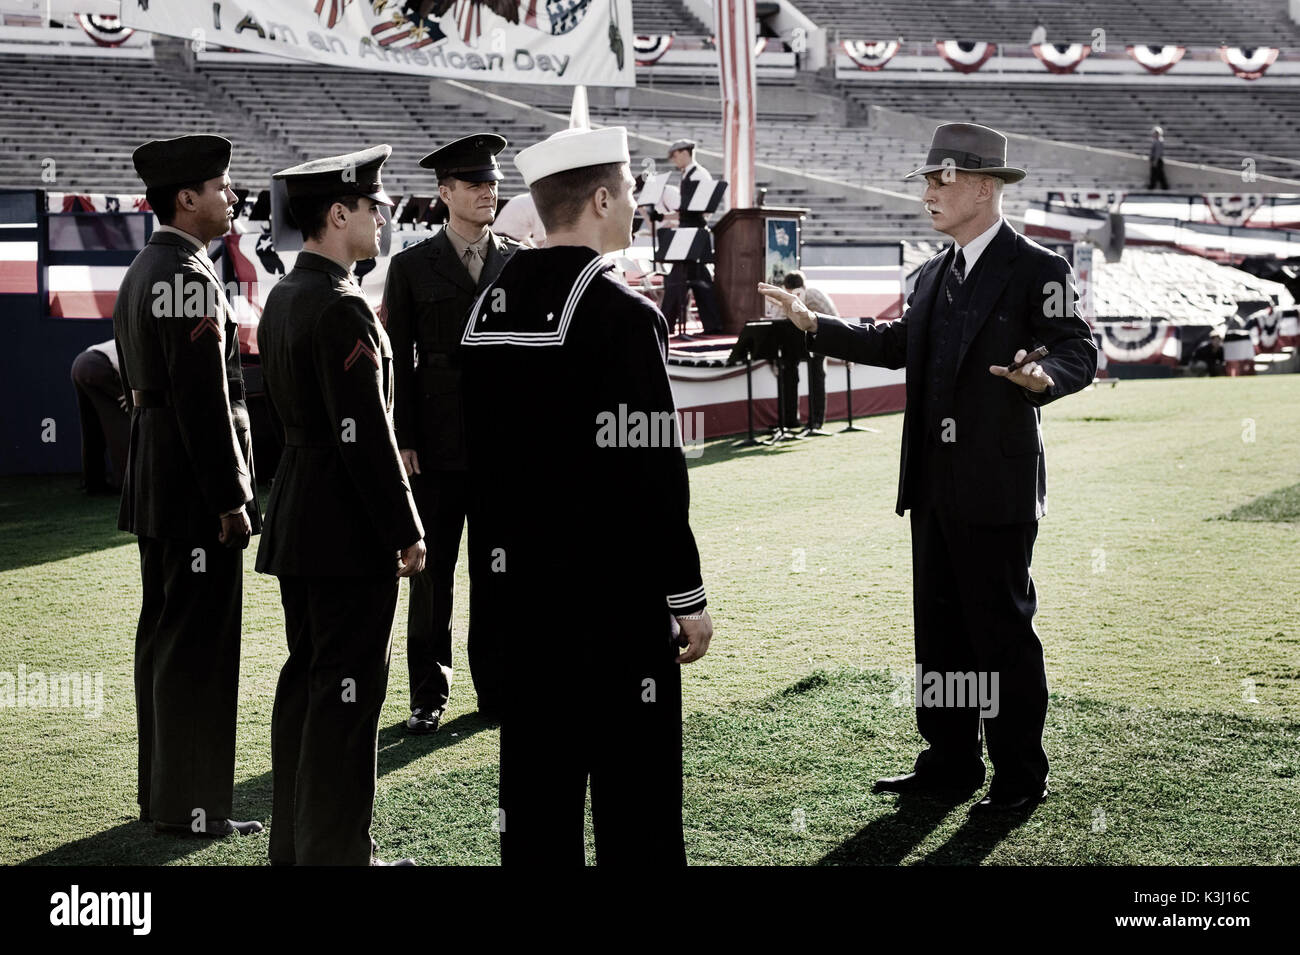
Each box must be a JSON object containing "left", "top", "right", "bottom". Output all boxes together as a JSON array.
[
  {"left": 1126, "top": 44, "right": 1185, "bottom": 74},
  {"left": 1246, "top": 306, "right": 1300, "bottom": 351},
  {"left": 1031, "top": 42, "right": 1090, "bottom": 74},
  {"left": 75, "top": 13, "right": 134, "bottom": 47},
  {"left": 935, "top": 40, "right": 995, "bottom": 73},
  {"left": 1219, "top": 46, "right": 1278, "bottom": 80},
  {"left": 633, "top": 34, "right": 673, "bottom": 65},
  {"left": 1098, "top": 322, "right": 1181, "bottom": 364},
  {"left": 842, "top": 39, "right": 900, "bottom": 71}
]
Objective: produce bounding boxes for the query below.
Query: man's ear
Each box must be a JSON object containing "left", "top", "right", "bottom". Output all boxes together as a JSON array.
[{"left": 593, "top": 185, "right": 610, "bottom": 218}]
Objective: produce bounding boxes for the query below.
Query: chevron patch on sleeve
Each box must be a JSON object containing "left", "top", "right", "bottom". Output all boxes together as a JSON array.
[{"left": 344, "top": 338, "right": 379, "bottom": 371}]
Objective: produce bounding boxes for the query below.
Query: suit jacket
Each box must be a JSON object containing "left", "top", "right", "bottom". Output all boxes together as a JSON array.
[
  {"left": 808, "top": 221, "right": 1098, "bottom": 524},
  {"left": 113, "top": 230, "right": 259, "bottom": 541},
  {"left": 255, "top": 251, "right": 423, "bottom": 577},
  {"left": 381, "top": 228, "right": 518, "bottom": 470}
]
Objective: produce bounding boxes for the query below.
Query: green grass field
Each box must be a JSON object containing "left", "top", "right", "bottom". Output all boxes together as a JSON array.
[{"left": 2, "top": 375, "right": 1299, "bottom": 865}]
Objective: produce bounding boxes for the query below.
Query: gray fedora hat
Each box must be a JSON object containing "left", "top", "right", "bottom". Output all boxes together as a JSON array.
[{"left": 904, "top": 123, "right": 1026, "bottom": 183}]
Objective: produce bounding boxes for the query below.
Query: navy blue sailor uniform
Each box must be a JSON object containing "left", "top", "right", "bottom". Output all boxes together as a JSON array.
[{"left": 459, "top": 245, "right": 707, "bottom": 865}]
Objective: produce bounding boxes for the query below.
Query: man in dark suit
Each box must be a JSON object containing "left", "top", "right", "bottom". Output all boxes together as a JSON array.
[
  {"left": 761, "top": 123, "right": 1097, "bottom": 814},
  {"left": 256, "top": 145, "right": 427, "bottom": 866},
  {"left": 658, "top": 139, "right": 723, "bottom": 335},
  {"left": 382, "top": 134, "right": 520, "bottom": 733},
  {"left": 113, "top": 134, "right": 262, "bottom": 838}
]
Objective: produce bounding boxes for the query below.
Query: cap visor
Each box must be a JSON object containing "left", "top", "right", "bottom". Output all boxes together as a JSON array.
[
  {"left": 457, "top": 169, "right": 504, "bottom": 183},
  {"left": 366, "top": 188, "right": 395, "bottom": 207}
]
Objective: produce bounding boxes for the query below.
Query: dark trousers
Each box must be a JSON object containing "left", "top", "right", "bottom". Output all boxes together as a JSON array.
[
  {"left": 908, "top": 504, "right": 1049, "bottom": 796},
  {"left": 499, "top": 625, "right": 685, "bottom": 866},
  {"left": 71, "top": 348, "right": 129, "bottom": 491},
  {"left": 134, "top": 535, "right": 242, "bottom": 827},
  {"left": 661, "top": 261, "right": 722, "bottom": 334},
  {"left": 408, "top": 470, "right": 503, "bottom": 714},
  {"left": 778, "top": 353, "right": 827, "bottom": 429},
  {"left": 1148, "top": 159, "right": 1169, "bottom": 190},
  {"left": 270, "top": 575, "right": 398, "bottom": 865}
]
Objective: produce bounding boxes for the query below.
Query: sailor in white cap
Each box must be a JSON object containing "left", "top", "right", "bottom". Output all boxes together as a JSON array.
[{"left": 458, "top": 126, "right": 715, "bottom": 866}]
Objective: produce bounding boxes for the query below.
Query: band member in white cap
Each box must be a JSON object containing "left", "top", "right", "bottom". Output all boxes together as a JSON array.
[{"left": 459, "top": 126, "right": 714, "bottom": 866}]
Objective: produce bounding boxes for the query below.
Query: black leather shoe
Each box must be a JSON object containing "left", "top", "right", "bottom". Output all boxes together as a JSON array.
[
  {"left": 968, "top": 786, "right": 1049, "bottom": 815},
  {"left": 154, "top": 818, "right": 264, "bottom": 838},
  {"left": 371, "top": 857, "right": 417, "bottom": 866},
  {"left": 872, "top": 772, "right": 983, "bottom": 800},
  {"left": 405, "top": 707, "right": 443, "bottom": 735}
]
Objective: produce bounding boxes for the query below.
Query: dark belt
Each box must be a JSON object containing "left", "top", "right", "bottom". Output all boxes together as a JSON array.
[
  {"left": 283, "top": 426, "right": 332, "bottom": 449},
  {"left": 131, "top": 379, "right": 245, "bottom": 408}
]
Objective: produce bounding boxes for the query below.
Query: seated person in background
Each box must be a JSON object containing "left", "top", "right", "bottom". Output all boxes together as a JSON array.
[
  {"left": 1189, "top": 329, "right": 1225, "bottom": 377},
  {"left": 71, "top": 339, "right": 130, "bottom": 493},
  {"left": 780, "top": 270, "right": 835, "bottom": 436},
  {"left": 494, "top": 192, "right": 546, "bottom": 248}
]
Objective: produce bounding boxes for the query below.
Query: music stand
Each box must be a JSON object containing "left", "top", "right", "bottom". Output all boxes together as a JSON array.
[
  {"left": 727, "top": 320, "right": 806, "bottom": 446},
  {"left": 839, "top": 318, "right": 881, "bottom": 434}
]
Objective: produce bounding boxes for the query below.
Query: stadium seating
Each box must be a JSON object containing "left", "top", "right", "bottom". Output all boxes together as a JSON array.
[
  {"left": 842, "top": 81, "right": 1300, "bottom": 181},
  {"left": 794, "top": 0, "right": 1300, "bottom": 46},
  {"left": 631, "top": 0, "right": 710, "bottom": 35}
]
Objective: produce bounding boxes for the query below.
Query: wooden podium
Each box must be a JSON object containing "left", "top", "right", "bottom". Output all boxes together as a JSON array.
[{"left": 713, "top": 206, "right": 808, "bottom": 336}]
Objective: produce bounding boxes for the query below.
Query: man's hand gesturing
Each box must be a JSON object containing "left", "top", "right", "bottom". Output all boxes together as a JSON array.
[
  {"left": 757, "top": 282, "right": 817, "bottom": 333},
  {"left": 990, "top": 348, "right": 1055, "bottom": 393}
]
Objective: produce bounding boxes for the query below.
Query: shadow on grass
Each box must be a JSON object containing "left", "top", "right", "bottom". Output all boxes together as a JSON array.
[
  {"left": 376, "top": 711, "right": 498, "bottom": 774},
  {"left": 23, "top": 773, "right": 274, "bottom": 865},
  {"left": 21, "top": 713, "right": 492, "bottom": 865},
  {"left": 687, "top": 419, "right": 891, "bottom": 470},
  {"left": 0, "top": 476, "right": 133, "bottom": 572},
  {"left": 919, "top": 804, "right": 1041, "bottom": 865},
  {"left": 817, "top": 793, "right": 957, "bottom": 865}
]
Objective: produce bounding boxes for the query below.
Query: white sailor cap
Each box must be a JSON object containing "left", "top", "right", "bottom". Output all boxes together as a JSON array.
[{"left": 514, "top": 126, "right": 630, "bottom": 188}]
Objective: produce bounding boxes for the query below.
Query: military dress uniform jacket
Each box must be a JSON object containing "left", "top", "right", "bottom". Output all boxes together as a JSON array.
[
  {"left": 459, "top": 246, "right": 707, "bottom": 633},
  {"left": 808, "top": 221, "right": 1098, "bottom": 525},
  {"left": 382, "top": 229, "right": 519, "bottom": 470},
  {"left": 255, "top": 252, "right": 423, "bottom": 577},
  {"left": 114, "top": 230, "right": 259, "bottom": 540}
]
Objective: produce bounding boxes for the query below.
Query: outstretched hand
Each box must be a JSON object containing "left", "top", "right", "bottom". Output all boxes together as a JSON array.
[
  {"left": 990, "top": 348, "right": 1054, "bottom": 392},
  {"left": 757, "top": 283, "right": 817, "bottom": 332}
]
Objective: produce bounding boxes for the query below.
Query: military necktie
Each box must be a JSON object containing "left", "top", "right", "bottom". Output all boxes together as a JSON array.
[
  {"left": 463, "top": 243, "right": 484, "bottom": 284},
  {"left": 944, "top": 248, "right": 966, "bottom": 305}
]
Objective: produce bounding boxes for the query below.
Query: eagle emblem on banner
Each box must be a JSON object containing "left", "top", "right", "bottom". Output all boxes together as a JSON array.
[{"left": 319, "top": 1, "right": 596, "bottom": 47}]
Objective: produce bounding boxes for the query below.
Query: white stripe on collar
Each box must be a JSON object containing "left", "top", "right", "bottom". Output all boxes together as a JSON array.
[{"left": 462, "top": 255, "right": 613, "bottom": 348}]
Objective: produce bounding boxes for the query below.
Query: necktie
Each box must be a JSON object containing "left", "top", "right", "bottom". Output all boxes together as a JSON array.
[
  {"left": 944, "top": 248, "right": 966, "bottom": 305},
  {"left": 463, "top": 243, "right": 483, "bottom": 284}
]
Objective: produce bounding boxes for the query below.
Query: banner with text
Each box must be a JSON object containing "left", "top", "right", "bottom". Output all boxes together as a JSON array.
[{"left": 122, "top": 0, "right": 634, "bottom": 86}]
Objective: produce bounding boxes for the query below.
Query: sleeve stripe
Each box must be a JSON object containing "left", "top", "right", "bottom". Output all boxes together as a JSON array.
[{"left": 666, "top": 585, "right": 706, "bottom": 608}]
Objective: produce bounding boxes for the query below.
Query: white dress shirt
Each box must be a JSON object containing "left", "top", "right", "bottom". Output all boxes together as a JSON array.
[{"left": 954, "top": 216, "right": 1004, "bottom": 277}]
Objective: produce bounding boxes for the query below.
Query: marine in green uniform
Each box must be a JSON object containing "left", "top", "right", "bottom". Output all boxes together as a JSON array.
[
  {"left": 255, "top": 145, "right": 427, "bottom": 866},
  {"left": 382, "top": 133, "right": 520, "bottom": 733},
  {"left": 114, "top": 134, "right": 262, "bottom": 838}
]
